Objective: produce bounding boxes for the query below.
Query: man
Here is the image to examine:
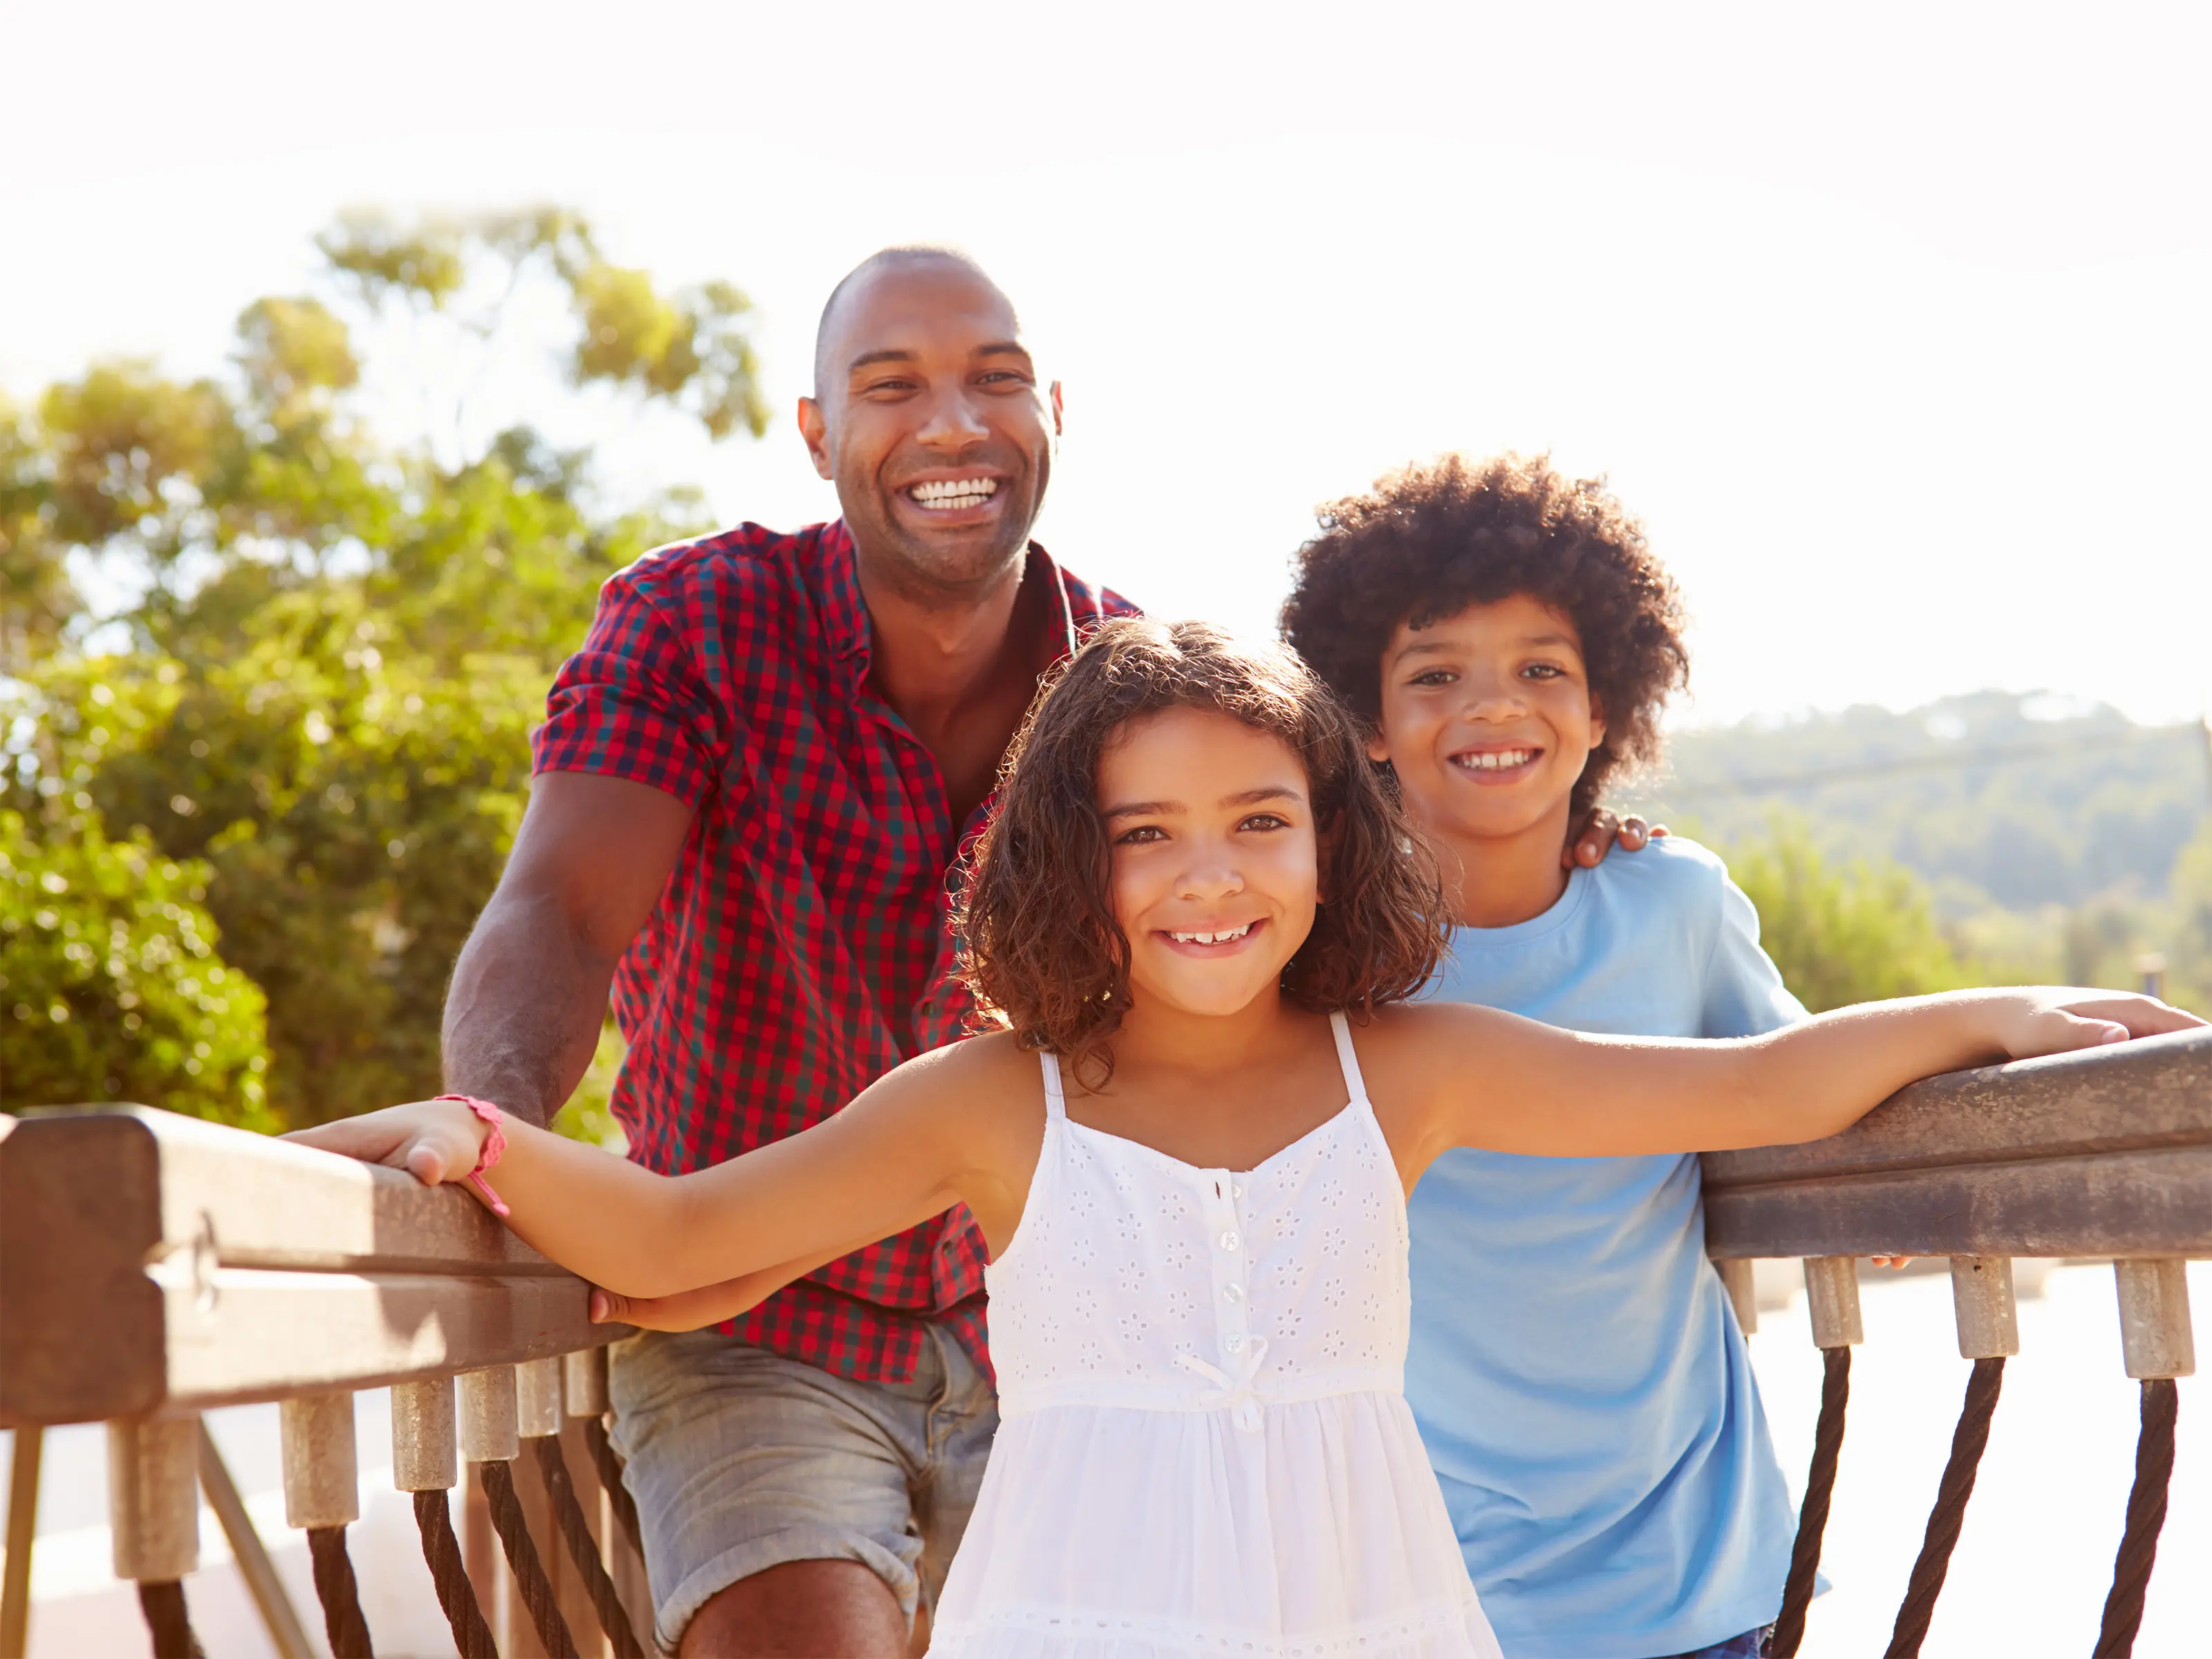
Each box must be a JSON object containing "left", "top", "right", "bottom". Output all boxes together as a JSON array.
[{"left": 438, "top": 247, "right": 1648, "bottom": 1656}]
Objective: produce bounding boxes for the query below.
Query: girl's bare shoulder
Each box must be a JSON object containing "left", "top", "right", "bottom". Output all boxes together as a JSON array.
[{"left": 872, "top": 1028, "right": 1049, "bottom": 1127}]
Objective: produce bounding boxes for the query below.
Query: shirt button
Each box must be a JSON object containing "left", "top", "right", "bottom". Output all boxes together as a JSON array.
[
  {"left": 1218, "top": 1230, "right": 1241, "bottom": 1252},
  {"left": 1224, "top": 1283, "right": 1244, "bottom": 1303},
  {"left": 1231, "top": 1183, "right": 1245, "bottom": 1200},
  {"left": 1225, "top": 1333, "right": 1245, "bottom": 1353}
]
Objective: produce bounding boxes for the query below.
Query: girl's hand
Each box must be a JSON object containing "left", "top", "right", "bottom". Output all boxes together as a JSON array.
[
  {"left": 285, "top": 1100, "right": 491, "bottom": 1191},
  {"left": 590, "top": 1280, "right": 775, "bottom": 1332},
  {"left": 1983, "top": 989, "right": 2203, "bottom": 1060}
]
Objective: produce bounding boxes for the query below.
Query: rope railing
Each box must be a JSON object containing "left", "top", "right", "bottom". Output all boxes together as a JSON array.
[
  {"left": 2, "top": 1031, "right": 2206, "bottom": 1658},
  {"left": 1705, "top": 1027, "right": 2210, "bottom": 1658}
]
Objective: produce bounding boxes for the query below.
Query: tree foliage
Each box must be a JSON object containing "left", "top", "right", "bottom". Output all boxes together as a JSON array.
[
  {"left": 1721, "top": 816, "right": 1976, "bottom": 1012},
  {"left": 1, "top": 208, "right": 749, "bottom": 1127}
]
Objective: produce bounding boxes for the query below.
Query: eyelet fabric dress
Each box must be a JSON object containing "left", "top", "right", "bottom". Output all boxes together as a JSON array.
[{"left": 930, "top": 1012, "right": 1503, "bottom": 1659}]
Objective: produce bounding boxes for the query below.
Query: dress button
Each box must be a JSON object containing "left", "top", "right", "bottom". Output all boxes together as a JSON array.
[
  {"left": 1224, "top": 1283, "right": 1244, "bottom": 1303},
  {"left": 1225, "top": 1333, "right": 1245, "bottom": 1353},
  {"left": 1218, "top": 1230, "right": 1241, "bottom": 1252},
  {"left": 1231, "top": 1183, "right": 1245, "bottom": 1199}
]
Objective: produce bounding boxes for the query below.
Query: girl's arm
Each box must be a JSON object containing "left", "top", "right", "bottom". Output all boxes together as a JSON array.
[
  {"left": 284, "top": 1035, "right": 1038, "bottom": 1297},
  {"left": 1394, "top": 988, "right": 2202, "bottom": 1167},
  {"left": 588, "top": 1229, "right": 897, "bottom": 1332}
]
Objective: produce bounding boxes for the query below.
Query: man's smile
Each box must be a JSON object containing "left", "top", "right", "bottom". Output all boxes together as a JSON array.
[{"left": 901, "top": 474, "right": 1003, "bottom": 515}]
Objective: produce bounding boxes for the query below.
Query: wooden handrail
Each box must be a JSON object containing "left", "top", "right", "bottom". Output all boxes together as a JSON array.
[
  {"left": 1702, "top": 1027, "right": 2212, "bottom": 1261},
  {"left": 0, "top": 1106, "right": 630, "bottom": 1427}
]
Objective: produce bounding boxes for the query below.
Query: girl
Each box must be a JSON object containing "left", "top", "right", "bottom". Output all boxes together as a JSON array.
[{"left": 294, "top": 619, "right": 2195, "bottom": 1659}]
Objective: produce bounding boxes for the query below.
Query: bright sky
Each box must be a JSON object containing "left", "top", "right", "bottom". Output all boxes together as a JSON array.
[{"left": 6, "top": 1, "right": 2208, "bottom": 728}]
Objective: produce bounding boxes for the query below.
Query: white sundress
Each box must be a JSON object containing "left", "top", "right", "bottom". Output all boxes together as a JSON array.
[{"left": 931, "top": 1012, "right": 1503, "bottom": 1659}]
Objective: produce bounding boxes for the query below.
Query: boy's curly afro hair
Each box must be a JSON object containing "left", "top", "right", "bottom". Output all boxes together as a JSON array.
[{"left": 1280, "top": 452, "right": 1689, "bottom": 816}]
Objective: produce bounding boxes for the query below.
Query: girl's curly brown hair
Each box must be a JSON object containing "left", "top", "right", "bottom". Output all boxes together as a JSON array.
[
  {"left": 1280, "top": 453, "right": 1689, "bottom": 817},
  {"left": 959, "top": 618, "right": 1446, "bottom": 1083}
]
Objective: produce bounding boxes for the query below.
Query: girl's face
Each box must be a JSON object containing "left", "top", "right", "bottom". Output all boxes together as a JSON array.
[
  {"left": 1098, "top": 706, "right": 1320, "bottom": 1020},
  {"left": 1365, "top": 593, "right": 1606, "bottom": 849}
]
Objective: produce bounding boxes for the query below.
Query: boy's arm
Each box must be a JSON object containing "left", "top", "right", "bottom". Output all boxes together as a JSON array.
[
  {"left": 1403, "top": 988, "right": 2202, "bottom": 1166},
  {"left": 286, "top": 1038, "right": 1031, "bottom": 1297}
]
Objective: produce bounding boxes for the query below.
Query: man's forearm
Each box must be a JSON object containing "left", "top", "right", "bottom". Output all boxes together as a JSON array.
[{"left": 441, "top": 890, "right": 619, "bottom": 1127}]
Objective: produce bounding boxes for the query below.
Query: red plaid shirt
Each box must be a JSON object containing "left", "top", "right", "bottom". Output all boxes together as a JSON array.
[{"left": 532, "top": 519, "right": 1135, "bottom": 1382}]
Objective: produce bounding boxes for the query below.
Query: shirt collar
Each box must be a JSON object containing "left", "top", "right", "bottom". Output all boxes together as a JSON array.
[{"left": 818, "top": 518, "right": 1081, "bottom": 685}]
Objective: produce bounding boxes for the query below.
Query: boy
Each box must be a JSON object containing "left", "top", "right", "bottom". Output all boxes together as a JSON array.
[{"left": 1282, "top": 453, "right": 1798, "bottom": 1659}]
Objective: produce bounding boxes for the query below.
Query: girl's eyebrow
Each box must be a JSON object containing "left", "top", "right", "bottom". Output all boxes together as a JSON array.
[{"left": 1101, "top": 785, "right": 1306, "bottom": 821}]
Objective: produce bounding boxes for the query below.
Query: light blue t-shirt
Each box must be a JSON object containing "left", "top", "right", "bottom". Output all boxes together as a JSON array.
[{"left": 1407, "top": 836, "right": 1806, "bottom": 1659}]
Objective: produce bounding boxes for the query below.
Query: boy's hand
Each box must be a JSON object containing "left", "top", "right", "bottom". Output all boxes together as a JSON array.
[
  {"left": 1567, "top": 810, "right": 1667, "bottom": 869},
  {"left": 285, "top": 1100, "right": 493, "bottom": 1192}
]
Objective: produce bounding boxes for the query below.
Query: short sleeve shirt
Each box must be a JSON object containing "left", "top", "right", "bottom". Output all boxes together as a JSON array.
[
  {"left": 1407, "top": 836, "right": 1808, "bottom": 1658},
  {"left": 532, "top": 519, "right": 1136, "bottom": 1382}
]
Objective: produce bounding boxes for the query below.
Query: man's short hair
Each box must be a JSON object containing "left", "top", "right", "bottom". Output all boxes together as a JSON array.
[
  {"left": 813, "top": 245, "right": 1000, "bottom": 397},
  {"left": 1280, "top": 452, "right": 1689, "bottom": 816}
]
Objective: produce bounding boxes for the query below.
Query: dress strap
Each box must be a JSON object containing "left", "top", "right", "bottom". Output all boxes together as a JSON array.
[
  {"left": 1327, "top": 1010, "right": 1369, "bottom": 1103},
  {"left": 1038, "top": 1049, "right": 1069, "bottom": 1121}
]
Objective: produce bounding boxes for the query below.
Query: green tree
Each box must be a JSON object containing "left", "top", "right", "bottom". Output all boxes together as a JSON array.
[
  {"left": 0, "top": 809, "right": 273, "bottom": 1127},
  {"left": 1723, "top": 816, "right": 1976, "bottom": 1011},
  {"left": 1, "top": 209, "right": 756, "bottom": 1127}
]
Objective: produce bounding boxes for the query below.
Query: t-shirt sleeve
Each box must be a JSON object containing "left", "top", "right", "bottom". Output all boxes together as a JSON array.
[
  {"left": 1700, "top": 863, "right": 1809, "bottom": 1038},
  {"left": 532, "top": 574, "right": 728, "bottom": 807}
]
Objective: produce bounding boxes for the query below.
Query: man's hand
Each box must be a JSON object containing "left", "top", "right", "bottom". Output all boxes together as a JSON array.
[{"left": 1565, "top": 809, "right": 1667, "bottom": 870}]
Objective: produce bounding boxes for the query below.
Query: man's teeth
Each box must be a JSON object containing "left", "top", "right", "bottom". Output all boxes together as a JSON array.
[
  {"left": 908, "top": 478, "right": 999, "bottom": 509},
  {"left": 1456, "top": 749, "right": 1537, "bottom": 771},
  {"left": 1170, "top": 923, "right": 1254, "bottom": 945}
]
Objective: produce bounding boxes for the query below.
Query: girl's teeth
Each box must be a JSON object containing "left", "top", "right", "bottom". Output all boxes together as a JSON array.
[{"left": 1171, "top": 924, "right": 1253, "bottom": 945}]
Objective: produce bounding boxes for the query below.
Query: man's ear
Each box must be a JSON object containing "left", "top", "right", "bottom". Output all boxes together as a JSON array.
[{"left": 797, "top": 396, "right": 834, "bottom": 480}]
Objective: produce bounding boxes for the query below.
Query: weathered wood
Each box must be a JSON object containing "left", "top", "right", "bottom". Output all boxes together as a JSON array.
[
  {"left": 0, "top": 1106, "right": 630, "bottom": 1425},
  {"left": 1704, "top": 1029, "right": 2212, "bottom": 1260},
  {"left": 109, "top": 1416, "right": 199, "bottom": 1582},
  {"left": 1950, "top": 1257, "right": 2019, "bottom": 1359},
  {"left": 2115, "top": 1259, "right": 2195, "bottom": 1379}
]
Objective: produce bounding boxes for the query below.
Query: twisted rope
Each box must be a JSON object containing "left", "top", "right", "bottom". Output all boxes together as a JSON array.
[
  {"left": 134, "top": 1580, "right": 207, "bottom": 1659},
  {"left": 1767, "top": 1345, "right": 1851, "bottom": 1658},
  {"left": 480, "top": 1459, "right": 582, "bottom": 1659},
  {"left": 308, "top": 1525, "right": 377, "bottom": 1658},
  {"left": 2093, "top": 1378, "right": 2180, "bottom": 1658},
  {"left": 582, "top": 1418, "right": 644, "bottom": 1564},
  {"left": 1882, "top": 1356, "right": 2005, "bottom": 1658},
  {"left": 532, "top": 1437, "right": 647, "bottom": 1659},
  {"left": 411, "top": 1490, "right": 500, "bottom": 1659}
]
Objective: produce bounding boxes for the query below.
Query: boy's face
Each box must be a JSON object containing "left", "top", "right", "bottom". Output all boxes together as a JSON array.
[
  {"left": 1100, "top": 706, "right": 1320, "bottom": 1020},
  {"left": 1367, "top": 594, "right": 1606, "bottom": 850}
]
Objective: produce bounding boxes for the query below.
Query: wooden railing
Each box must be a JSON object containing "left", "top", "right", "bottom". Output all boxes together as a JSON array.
[
  {"left": 0, "top": 1105, "right": 643, "bottom": 1658},
  {"left": 1699, "top": 1027, "right": 2210, "bottom": 1658},
  {"left": 3, "top": 1029, "right": 2209, "bottom": 1656}
]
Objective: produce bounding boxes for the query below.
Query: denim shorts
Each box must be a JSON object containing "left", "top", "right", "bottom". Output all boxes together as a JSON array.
[
  {"left": 607, "top": 1324, "right": 997, "bottom": 1654},
  {"left": 1664, "top": 1628, "right": 1774, "bottom": 1659}
]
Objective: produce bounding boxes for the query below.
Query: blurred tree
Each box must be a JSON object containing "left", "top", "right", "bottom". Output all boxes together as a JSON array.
[
  {"left": 0, "top": 808, "right": 274, "bottom": 1128},
  {"left": 1, "top": 208, "right": 744, "bottom": 1127},
  {"left": 1722, "top": 816, "right": 1977, "bottom": 1011}
]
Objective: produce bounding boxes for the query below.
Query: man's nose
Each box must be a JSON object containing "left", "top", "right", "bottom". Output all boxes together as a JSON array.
[{"left": 914, "top": 386, "right": 991, "bottom": 449}]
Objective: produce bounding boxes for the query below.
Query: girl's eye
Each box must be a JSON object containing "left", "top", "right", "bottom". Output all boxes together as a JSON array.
[
  {"left": 1239, "top": 813, "right": 1290, "bottom": 833},
  {"left": 1409, "top": 669, "right": 1456, "bottom": 688},
  {"left": 1114, "top": 825, "right": 1166, "bottom": 845}
]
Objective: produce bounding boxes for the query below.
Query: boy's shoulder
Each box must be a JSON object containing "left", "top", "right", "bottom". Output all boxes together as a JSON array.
[{"left": 1586, "top": 832, "right": 1732, "bottom": 912}]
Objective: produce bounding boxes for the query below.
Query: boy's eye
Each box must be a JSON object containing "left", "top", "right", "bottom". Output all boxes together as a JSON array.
[{"left": 1521, "top": 664, "right": 1565, "bottom": 680}]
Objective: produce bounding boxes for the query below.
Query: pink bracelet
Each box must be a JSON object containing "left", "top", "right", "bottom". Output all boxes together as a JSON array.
[{"left": 433, "top": 1094, "right": 511, "bottom": 1217}]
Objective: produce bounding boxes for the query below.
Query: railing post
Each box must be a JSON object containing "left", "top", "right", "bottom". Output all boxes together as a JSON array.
[
  {"left": 1716, "top": 1258, "right": 1759, "bottom": 1335},
  {"left": 1951, "top": 1257, "right": 2020, "bottom": 1360},
  {"left": 2096, "top": 1259, "right": 2193, "bottom": 1656},
  {"left": 1803, "top": 1255, "right": 1863, "bottom": 1349},
  {"left": 109, "top": 1416, "right": 200, "bottom": 1584},
  {"left": 2114, "top": 1259, "right": 2194, "bottom": 1382},
  {"left": 280, "top": 1394, "right": 359, "bottom": 1530},
  {"left": 393, "top": 1377, "right": 460, "bottom": 1495}
]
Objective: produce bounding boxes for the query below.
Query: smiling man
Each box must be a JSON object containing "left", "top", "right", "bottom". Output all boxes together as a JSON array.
[{"left": 433, "top": 248, "right": 1133, "bottom": 1657}]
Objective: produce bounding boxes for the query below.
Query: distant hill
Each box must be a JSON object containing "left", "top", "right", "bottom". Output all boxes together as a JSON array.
[{"left": 1620, "top": 692, "right": 2212, "bottom": 917}]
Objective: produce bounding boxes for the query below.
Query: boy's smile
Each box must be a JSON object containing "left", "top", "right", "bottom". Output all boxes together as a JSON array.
[{"left": 1368, "top": 594, "right": 1605, "bottom": 926}]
